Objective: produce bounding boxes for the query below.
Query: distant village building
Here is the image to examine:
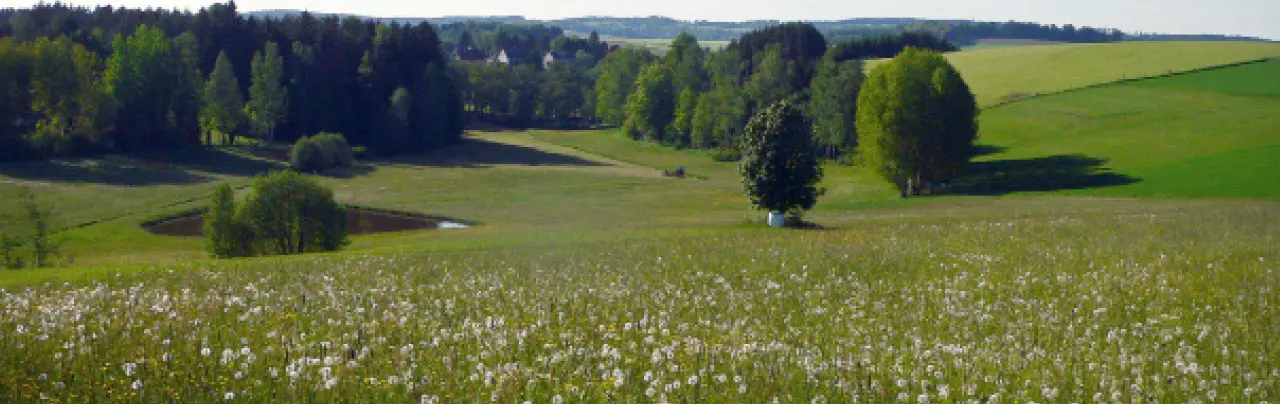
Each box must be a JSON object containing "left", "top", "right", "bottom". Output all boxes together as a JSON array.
[
  {"left": 541, "top": 51, "right": 576, "bottom": 69},
  {"left": 488, "top": 49, "right": 516, "bottom": 66}
]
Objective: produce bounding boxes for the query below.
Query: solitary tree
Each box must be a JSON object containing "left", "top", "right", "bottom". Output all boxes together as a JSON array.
[
  {"left": 201, "top": 51, "right": 244, "bottom": 145},
  {"left": 856, "top": 47, "right": 977, "bottom": 196},
  {"left": 739, "top": 99, "right": 823, "bottom": 224},
  {"left": 236, "top": 171, "right": 347, "bottom": 255},
  {"left": 246, "top": 41, "right": 287, "bottom": 143}
]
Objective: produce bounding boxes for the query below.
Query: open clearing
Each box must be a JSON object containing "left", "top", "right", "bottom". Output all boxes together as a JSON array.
[
  {"left": 1, "top": 42, "right": 1278, "bottom": 402},
  {"left": 960, "top": 38, "right": 1065, "bottom": 51}
]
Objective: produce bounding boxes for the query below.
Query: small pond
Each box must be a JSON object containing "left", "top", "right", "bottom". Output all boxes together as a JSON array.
[{"left": 144, "top": 207, "right": 470, "bottom": 237}]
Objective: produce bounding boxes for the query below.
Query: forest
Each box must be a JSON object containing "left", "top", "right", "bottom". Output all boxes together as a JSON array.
[
  {"left": 0, "top": 2, "right": 464, "bottom": 161},
  {"left": 1, "top": 2, "right": 972, "bottom": 163}
]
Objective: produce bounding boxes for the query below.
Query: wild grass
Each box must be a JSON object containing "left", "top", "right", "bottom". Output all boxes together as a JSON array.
[{"left": 2, "top": 198, "right": 1276, "bottom": 402}]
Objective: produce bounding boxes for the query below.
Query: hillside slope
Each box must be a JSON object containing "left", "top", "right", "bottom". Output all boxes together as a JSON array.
[
  {"left": 966, "top": 59, "right": 1280, "bottom": 198},
  {"left": 943, "top": 41, "right": 1280, "bottom": 107}
]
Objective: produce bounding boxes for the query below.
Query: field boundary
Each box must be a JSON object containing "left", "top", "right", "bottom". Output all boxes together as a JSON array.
[{"left": 985, "top": 57, "right": 1277, "bottom": 109}]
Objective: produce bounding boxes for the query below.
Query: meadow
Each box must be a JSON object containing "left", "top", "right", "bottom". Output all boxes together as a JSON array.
[
  {"left": 2, "top": 198, "right": 1277, "bottom": 402},
  {"left": 1, "top": 42, "right": 1279, "bottom": 402}
]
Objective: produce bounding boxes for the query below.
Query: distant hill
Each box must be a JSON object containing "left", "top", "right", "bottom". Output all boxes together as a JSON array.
[{"left": 243, "top": 10, "right": 1272, "bottom": 45}]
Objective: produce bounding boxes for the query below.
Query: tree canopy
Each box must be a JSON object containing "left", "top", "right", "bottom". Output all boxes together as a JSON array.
[
  {"left": 856, "top": 47, "right": 978, "bottom": 196},
  {"left": 739, "top": 99, "right": 823, "bottom": 216}
]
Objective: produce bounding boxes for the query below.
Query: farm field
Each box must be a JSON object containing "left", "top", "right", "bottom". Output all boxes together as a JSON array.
[
  {"left": 971, "top": 58, "right": 1280, "bottom": 198},
  {"left": 959, "top": 38, "right": 1065, "bottom": 51},
  {"left": 1, "top": 40, "right": 1279, "bottom": 402},
  {"left": 940, "top": 41, "right": 1280, "bottom": 107},
  {"left": 607, "top": 37, "right": 731, "bottom": 54}
]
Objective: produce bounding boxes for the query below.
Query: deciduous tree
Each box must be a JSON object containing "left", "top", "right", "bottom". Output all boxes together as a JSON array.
[
  {"left": 739, "top": 99, "right": 823, "bottom": 219},
  {"left": 246, "top": 41, "right": 286, "bottom": 143},
  {"left": 856, "top": 47, "right": 978, "bottom": 196},
  {"left": 201, "top": 51, "right": 244, "bottom": 145}
]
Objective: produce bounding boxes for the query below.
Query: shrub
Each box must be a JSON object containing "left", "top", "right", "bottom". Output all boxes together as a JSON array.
[
  {"left": 1, "top": 188, "right": 64, "bottom": 268},
  {"left": 235, "top": 171, "right": 347, "bottom": 255},
  {"left": 711, "top": 148, "right": 742, "bottom": 162},
  {"left": 312, "top": 132, "right": 354, "bottom": 167},
  {"left": 290, "top": 133, "right": 354, "bottom": 172}
]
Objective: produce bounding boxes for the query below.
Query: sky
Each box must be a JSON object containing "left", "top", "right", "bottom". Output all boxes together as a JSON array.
[{"left": 11, "top": 0, "right": 1280, "bottom": 40}]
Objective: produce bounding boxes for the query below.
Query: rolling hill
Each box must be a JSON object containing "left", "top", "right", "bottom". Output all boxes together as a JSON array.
[
  {"left": 967, "top": 58, "right": 1280, "bottom": 198},
  {"left": 941, "top": 41, "right": 1280, "bottom": 107}
]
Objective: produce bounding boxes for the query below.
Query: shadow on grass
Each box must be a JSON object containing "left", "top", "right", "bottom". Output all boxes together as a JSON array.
[
  {"left": 320, "top": 164, "right": 378, "bottom": 179},
  {"left": 0, "top": 148, "right": 286, "bottom": 186},
  {"left": 971, "top": 144, "right": 1008, "bottom": 158},
  {"left": 948, "top": 154, "right": 1139, "bottom": 195},
  {"left": 386, "top": 137, "right": 607, "bottom": 168}
]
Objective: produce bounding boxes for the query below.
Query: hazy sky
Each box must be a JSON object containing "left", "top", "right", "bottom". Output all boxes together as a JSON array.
[{"left": 17, "top": 0, "right": 1280, "bottom": 40}]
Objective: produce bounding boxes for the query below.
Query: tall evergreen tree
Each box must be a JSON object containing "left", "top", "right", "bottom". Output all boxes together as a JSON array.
[
  {"left": 246, "top": 41, "right": 286, "bottom": 142},
  {"left": 201, "top": 51, "right": 244, "bottom": 145}
]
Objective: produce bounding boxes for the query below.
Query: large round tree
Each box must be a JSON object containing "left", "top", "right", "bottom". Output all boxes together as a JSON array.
[
  {"left": 739, "top": 99, "right": 823, "bottom": 224},
  {"left": 856, "top": 47, "right": 977, "bottom": 196}
]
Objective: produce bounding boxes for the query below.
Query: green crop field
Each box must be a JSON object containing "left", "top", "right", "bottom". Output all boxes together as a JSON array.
[
  {"left": 608, "top": 37, "right": 731, "bottom": 54},
  {"left": 971, "top": 59, "right": 1280, "bottom": 198},
  {"left": 2, "top": 42, "right": 1279, "bottom": 402},
  {"left": 942, "top": 41, "right": 1280, "bottom": 107}
]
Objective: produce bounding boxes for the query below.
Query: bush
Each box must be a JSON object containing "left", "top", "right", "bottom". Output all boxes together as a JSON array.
[
  {"left": 312, "top": 132, "right": 354, "bottom": 167},
  {"left": 711, "top": 148, "right": 742, "bottom": 162},
  {"left": 1, "top": 188, "right": 64, "bottom": 268},
  {"left": 290, "top": 133, "right": 354, "bottom": 172},
  {"left": 289, "top": 137, "right": 328, "bottom": 172},
  {"left": 203, "top": 172, "right": 348, "bottom": 258},
  {"left": 236, "top": 171, "right": 348, "bottom": 255}
]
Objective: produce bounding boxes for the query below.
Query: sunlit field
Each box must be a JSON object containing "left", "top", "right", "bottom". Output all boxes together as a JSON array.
[{"left": 2, "top": 199, "right": 1277, "bottom": 402}]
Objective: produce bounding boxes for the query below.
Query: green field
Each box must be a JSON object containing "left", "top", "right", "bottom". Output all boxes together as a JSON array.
[
  {"left": 941, "top": 41, "right": 1280, "bottom": 107},
  {"left": 960, "top": 38, "right": 1065, "bottom": 51},
  {"left": 2, "top": 42, "right": 1279, "bottom": 402},
  {"left": 972, "top": 59, "right": 1280, "bottom": 198},
  {"left": 607, "top": 37, "right": 731, "bottom": 54}
]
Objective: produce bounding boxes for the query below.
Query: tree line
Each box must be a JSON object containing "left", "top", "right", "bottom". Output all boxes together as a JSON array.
[
  {"left": 0, "top": 1, "right": 464, "bottom": 161},
  {"left": 596, "top": 23, "right": 877, "bottom": 158}
]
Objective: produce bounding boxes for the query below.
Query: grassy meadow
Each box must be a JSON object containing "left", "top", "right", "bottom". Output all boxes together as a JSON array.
[{"left": 1, "top": 41, "right": 1279, "bottom": 402}]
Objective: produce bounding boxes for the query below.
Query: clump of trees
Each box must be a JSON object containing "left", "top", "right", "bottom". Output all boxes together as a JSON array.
[
  {"left": 602, "top": 23, "right": 870, "bottom": 157},
  {"left": 0, "top": 2, "right": 465, "bottom": 162},
  {"left": 290, "top": 132, "right": 354, "bottom": 172},
  {"left": 856, "top": 48, "right": 978, "bottom": 196},
  {"left": 739, "top": 99, "right": 823, "bottom": 223},
  {"left": 204, "top": 171, "right": 348, "bottom": 258},
  {"left": 1, "top": 188, "right": 64, "bottom": 269}
]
